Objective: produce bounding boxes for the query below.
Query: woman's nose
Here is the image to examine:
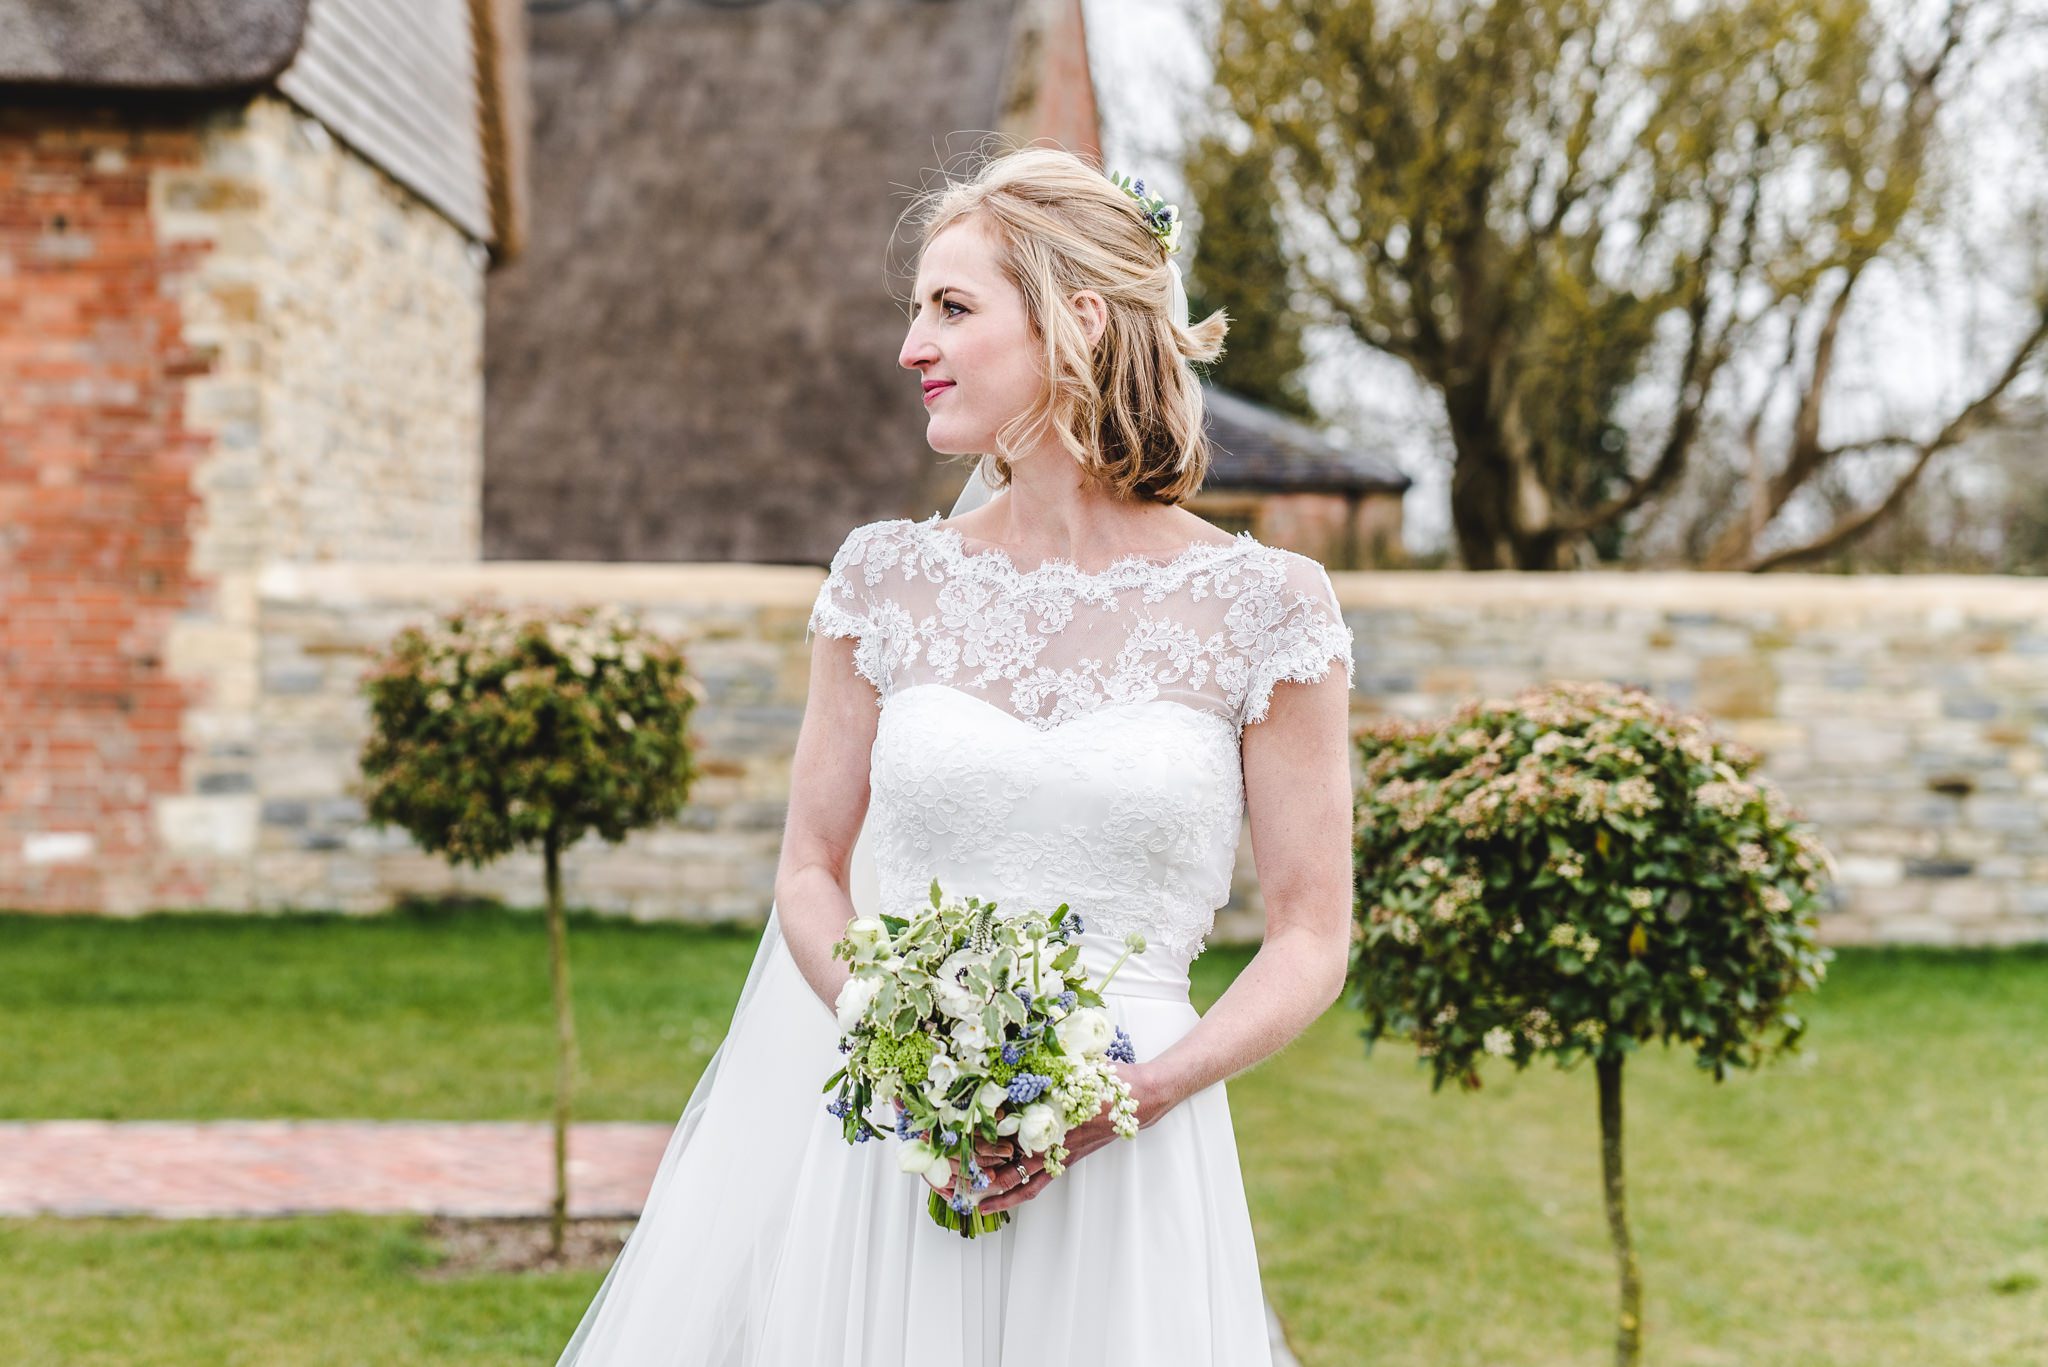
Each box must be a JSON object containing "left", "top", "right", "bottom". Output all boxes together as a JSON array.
[{"left": 900, "top": 318, "right": 939, "bottom": 371}]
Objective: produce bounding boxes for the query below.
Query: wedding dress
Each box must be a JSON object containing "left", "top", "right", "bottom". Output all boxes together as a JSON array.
[{"left": 556, "top": 496, "right": 1355, "bottom": 1366}]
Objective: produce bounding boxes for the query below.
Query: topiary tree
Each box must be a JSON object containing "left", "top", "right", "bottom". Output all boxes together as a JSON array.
[
  {"left": 1349, "top": 679, "right": 1835, "bottom": 1367},
  {"left": 356, "top": 601, "right": 703, "bottom": 1258}
]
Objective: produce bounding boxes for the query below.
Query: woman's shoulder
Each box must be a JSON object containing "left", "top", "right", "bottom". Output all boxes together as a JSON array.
[{"left": 824, "top": 513, "right": 935, "bottom": 572}]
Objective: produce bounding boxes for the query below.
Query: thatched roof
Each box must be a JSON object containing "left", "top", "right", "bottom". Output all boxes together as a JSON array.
[
  {"left": 483, "top": 0, "right": 1061, "bottom": 566},
  {"left": 0, "top": 0, "right": 308, "bottom": 90},
  {"left": 1202, "top": 384, "right": 1411, "bottom": 495}
]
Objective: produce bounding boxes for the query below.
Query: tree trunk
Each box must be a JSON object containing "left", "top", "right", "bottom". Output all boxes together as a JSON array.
[
  {"left": 544, "top": 828, "right": 577, "bottom": 1261},
  {"left": 1597, "top": 1053, "right": 1644, "bottom": 1366}
]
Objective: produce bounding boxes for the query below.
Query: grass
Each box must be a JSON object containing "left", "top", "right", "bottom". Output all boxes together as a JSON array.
[{"left": 4, "top": 904, "right": 2046, "bottom": 1365}]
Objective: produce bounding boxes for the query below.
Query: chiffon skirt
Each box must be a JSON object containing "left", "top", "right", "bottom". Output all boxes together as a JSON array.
[{"left": 554, "top": 902, "right": 1274, "bottom": 1366}]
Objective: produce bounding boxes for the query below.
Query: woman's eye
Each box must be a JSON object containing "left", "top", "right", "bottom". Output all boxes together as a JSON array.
[{"left": 942, "top": 300, "right": 966, "bottom": 318}]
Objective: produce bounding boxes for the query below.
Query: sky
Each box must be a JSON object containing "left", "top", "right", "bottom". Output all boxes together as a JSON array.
[{"left": 1080, "top": 0, "right": 2048, "bottom": 560}]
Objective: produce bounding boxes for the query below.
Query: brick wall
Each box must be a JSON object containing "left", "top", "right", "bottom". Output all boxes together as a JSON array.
[
  {"left": 0, "top": 95, "right": 484, "bottom": 912},
  {"left": 0, "top": 109, "right": 216, "bottom": 911}
]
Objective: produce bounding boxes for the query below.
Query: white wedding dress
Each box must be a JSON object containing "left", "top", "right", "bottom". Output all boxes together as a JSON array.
[{"left": 557, "top": 508, "right": 1355, "bottom": 1366}]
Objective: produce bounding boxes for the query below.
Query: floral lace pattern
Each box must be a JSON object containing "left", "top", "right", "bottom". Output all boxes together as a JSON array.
[
  {"left": 806, "top": 513, "right": 1354, "bottom": 731},
  {"left": 805, "top": 514, "right": 1356, "bottom": 968}
]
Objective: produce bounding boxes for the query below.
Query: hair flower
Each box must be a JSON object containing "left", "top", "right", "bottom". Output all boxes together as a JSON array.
[{"left": 1106, "top": 171, "right": 1183, "bottom": 255}]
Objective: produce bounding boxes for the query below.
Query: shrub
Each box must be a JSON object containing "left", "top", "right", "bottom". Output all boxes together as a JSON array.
[
  {"left": 358, "top": 601, "right": 703, "bottom": 1256},
  {"left": 1349, "top": 679, "right": 1834, "bottom": 1365}
]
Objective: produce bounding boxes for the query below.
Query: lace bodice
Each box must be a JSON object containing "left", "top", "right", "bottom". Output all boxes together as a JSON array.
[{"left": 805, "top": 512, "right": 1355, "bottom": 978}]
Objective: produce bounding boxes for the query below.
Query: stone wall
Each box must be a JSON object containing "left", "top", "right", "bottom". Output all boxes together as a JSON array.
[
  {"left": 0, "top": 94, "right": 485, "bottom": 913},
  {"left": 1344, "top": 572, "right": 2048, "bottom": 948},
  {"left": 207, "top": 564, "right": 2048, "bottom": 949}
]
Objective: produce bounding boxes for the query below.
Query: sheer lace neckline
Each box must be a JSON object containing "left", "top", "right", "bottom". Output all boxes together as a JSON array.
[{"left": 915, "top": 510, "right": 1261, "bottom": 584}]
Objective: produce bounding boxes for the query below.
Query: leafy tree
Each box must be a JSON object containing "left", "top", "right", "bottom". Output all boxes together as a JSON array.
[
  {"left": 1183, "top": 132, "right": 1316, "bottom": 417},
  {"left": 357, "top": 603, "right": 702, "bottom": 1258},
  {"left": 1208, "top": 0, "right": 2048, "bottom": 569},
  {"left": 1350, "top": 680, "right": 1834, "bottom": 1365}
]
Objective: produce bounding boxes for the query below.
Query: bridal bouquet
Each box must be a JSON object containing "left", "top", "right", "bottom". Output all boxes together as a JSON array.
[{"left": 821, "top": 879, "right": 1146, "bottom": 1237}]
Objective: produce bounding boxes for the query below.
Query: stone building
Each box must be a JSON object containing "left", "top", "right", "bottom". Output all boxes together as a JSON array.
[
  {"left": 0, "top": 0, "right": 526, "bottom": 911},
  {"left": 1195, "top": 385, "right": 1410, "bottom": 570}
]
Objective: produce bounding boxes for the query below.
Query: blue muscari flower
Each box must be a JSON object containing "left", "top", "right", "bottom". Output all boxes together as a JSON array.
[
  {"left": 941, "top": 1128, "right": 958, "bottom": 1145},
  {"left": 1013, "top": 986, "right": 1033, "bottom": 1005},
  {"left": 1006, "top": 1072, "right": 1049, "bottom": 1104},
  {"left": 825, "top": 1095, "right": 851, "bottom": 1119},
  {"left": 837, "top": 1038, "right": 852, "bottom": 1053},
  {"left": 895, "top": 1109, "right": 914, "bottom": 1139},
  {"left": 855, "top": 1128, "right": 872, "bottom": 1143},
  {"left": 973, "top": 1169, "right": 990, "bottom": 1190},
  {"left": 949, "top": 1193, "right": 972, "bottom": 1213},
  {"left": 1001, "top": 1040, "right": 1023, "bottom": 1065},
  {"left": 1057, "top": 990, "right": 1077, "bottom": 1011},
  {"left": 1105, "top": 1026, "right": 1136, "bottom": 1064},
  {"left": 1133, "top": 178, "right": 1145, "bottom": 196},
  {"left": 1068, "top": 914, "right": 1085, "bottom": 935}
]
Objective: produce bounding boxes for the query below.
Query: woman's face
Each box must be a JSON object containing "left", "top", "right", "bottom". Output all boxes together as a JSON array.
[{"left": 898, "top": 218, "right": 1045, "bottom": 458}]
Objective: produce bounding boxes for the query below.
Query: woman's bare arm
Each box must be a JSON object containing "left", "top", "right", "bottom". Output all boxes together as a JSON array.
[
  {"left": 772, "top": 631, "right": 880, "bottom": 1017},
  {"left": 1146, "top": 665, "right": 1355, "bottom": 1115}
]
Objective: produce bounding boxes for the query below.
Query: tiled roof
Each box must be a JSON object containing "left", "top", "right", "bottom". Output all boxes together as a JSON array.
[{"left": 1202, "top": 384, "right": 1411, "bottom": 493}]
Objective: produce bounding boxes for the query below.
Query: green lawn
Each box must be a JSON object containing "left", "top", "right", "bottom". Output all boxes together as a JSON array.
[{"left": 4, "top": 904, "right": 2045, "bottom": 1366}]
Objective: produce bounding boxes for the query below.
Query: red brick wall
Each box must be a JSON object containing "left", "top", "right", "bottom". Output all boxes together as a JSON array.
[
  {"left": 0, "top": 106, "right": 215, "bottom": 911},
  {"left": 1033, "top": 0, "right": 1102, "bottom": 163}
]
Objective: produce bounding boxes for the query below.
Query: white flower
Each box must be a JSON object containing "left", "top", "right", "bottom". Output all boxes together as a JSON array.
[
  {"left": 842, "top": 916, "right": 888, "bottom": 963},
  {"left": 1016, "top": 1102, "right": 1061, "bottom": 1155},
  {"left": 935, "top": 979, "right": 981, "bottom": 1021},
  {"left": 994, "top": 1112, "right": 1021, "bottom": 1137},
  {"left": 925, "top": 1050, "right": 960, "bottom": 1092},
  {"left": 1482, "top": 1026, "right": 1515, "bottom": 1058},
  {"left": 950, "top": 1017, "right": 992, "bottom": 1053},
  {"left": 974, "top": 1081, "right": 1009, "bottom": 1117},
  {"left": 897, "top": 1138, "right": 938, "bottom": 1175},
  {"left": 833, "top": 974, "right": 881, "bottom": 1032},
  {"left": 1055, "top": 1006, "right": 1114, "bottom": 1058},
  {"left": 1162, "top": 212, "right": 1184, "bottom": 253}
]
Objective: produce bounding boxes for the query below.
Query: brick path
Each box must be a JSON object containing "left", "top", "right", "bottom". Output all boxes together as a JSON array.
[
  {"left": 0, "top": 1118, "right": 1303, "bottom": 1363},
  {"left": 0, "top": 1120, "right": 671, "bottom": 1219}
]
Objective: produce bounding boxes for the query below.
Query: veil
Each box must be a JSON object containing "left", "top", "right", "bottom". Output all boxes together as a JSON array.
[
  {"left": 554, "top": 465, "right": 1005, "bottom": 1364},
  {"left": 554, "top": 248, "right": 1186, "bottom": 1367}
]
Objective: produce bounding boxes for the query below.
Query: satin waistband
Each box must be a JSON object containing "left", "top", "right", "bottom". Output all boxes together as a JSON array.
[{"left": 1097, "top": 974, "right": 1192, "bottom": 1002}]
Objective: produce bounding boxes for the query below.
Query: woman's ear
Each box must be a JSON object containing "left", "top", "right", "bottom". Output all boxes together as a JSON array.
[{"left": 1070, "top": 289, "right": 1108, "bottom": 348}]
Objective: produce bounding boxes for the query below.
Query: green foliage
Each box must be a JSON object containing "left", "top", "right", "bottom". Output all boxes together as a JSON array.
[
  {"left": 1182, "top": 132, "right": 1314, "bottom": 417},
  {"left": 1350, "top": 680, "right": 1835, "bottom": 1091},
  {"left": 1205, "top": 0, "right": 2016, "bottom": 569},
  {"left": 356, "top": 602, "right": 704, "bottom": 865}
]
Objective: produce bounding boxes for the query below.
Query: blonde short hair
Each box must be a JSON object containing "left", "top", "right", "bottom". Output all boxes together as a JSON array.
[{"left": 898, "top": 141, "right": 1229, "bottom": 504}]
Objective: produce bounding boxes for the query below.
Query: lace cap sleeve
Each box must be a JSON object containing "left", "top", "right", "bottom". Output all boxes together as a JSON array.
[
  {"left": 1240, "top": 551, "right": 1355, "bottom": 728},
  {"left": 805, "top": 520, "right": 906, "bottom": 701}
]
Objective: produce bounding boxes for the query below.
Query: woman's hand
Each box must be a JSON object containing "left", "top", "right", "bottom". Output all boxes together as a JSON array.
[
  {"left": 973, "top": 1060, "right": 1172, "bottom": 1214},
  {"left": 896, "top": 1099, "right": 1018, "bottom": 1192}
]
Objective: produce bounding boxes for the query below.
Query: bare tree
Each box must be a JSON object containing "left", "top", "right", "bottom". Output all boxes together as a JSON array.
[{"left": 1209, "top": 0, "right": 2048, "bottom": 570}]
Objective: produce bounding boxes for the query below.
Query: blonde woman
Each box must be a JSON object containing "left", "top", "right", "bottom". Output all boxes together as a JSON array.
[{"left": 557, "top": 144, "right": 1356, "bottom": 1366}]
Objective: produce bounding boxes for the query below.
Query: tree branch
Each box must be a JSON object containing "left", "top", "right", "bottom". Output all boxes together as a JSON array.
[{"left": 1747, "top": 304, "right": 2048, "bottom": 571}]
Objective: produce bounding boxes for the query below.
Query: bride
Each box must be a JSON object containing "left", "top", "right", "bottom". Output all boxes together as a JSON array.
[{"left": 556, "top": 144, "right": 1357, "bottom": 1366}]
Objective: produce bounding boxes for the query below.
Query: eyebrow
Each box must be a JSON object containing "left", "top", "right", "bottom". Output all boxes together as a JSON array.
[{"left": 916, "top": 285, "right": 975, "bottom": 305}]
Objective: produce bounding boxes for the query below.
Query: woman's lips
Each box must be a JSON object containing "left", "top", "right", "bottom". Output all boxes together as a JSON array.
[{"left": 922, "top": 383, "right": 955, "bottom": 406}]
